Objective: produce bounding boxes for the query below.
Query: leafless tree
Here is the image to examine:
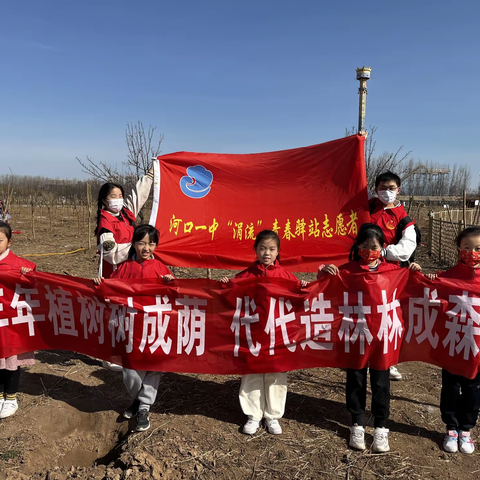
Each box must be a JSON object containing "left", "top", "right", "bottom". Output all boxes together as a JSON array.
[
  {"left": 125, "top": 121, "right": 164, "bottom": 178},
  {"left": 0, "top": 175, "right": 101, "bottom": 204},
  {"left": 74, "top": 156, "right": 127, "bottom": 184},
  {"left": 1, "top": 168, "right": 15, "bottom": 218},
  {"left": 345, "top": 126, "right": 412, "bottom": 190},
  {"left": 399, "top": 160, "right": 472, "bottom": 196},
  {"left": 76, "top": 121, "right": 164, "bottom": 189},
  {"left": 449, "top": 164, "right": 471, "bottom": 195}
]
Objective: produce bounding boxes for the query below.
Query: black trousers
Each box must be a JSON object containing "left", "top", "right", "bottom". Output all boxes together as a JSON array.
[
  {"left": 0, "top": 368, "right": 21, "bottom": 395},
  {"left": 346, "top": 368, "right": 390, "bottom": 428},
  {"left": 441, "top": 369, "right": 480, "bottom": 432}
]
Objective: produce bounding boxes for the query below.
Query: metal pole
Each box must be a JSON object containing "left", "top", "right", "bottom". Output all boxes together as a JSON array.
[
  {"left": 358, "top": 79, "right": 367, "bottom": 133},
  {"left": 356, "top": 67, "right": 371, "bottom": 133}
]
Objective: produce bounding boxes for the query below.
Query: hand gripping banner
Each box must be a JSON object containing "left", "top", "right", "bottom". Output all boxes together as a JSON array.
[
  {"left": 1, "top": 268, "right": 480, "bottom": 379},
  {"left": 149, "top": 135, "right": 369, "bottom": 272}
]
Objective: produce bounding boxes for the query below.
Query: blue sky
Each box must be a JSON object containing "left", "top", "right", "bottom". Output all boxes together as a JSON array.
[{"left": 1, "top": 1, "right": 479, "bottom": 185}]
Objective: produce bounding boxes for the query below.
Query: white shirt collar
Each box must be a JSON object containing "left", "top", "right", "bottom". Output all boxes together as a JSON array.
[{"left": 0, "top": 248, "right": 11, "bottom": 262}]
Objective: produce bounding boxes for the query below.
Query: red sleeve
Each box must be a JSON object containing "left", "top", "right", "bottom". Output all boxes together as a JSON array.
[
  {"left": 111, "top": 263, "right": 127, "bottom": 279},
  {"left": 19, "top": 258, "right": 36, "bottom": 271},
  {"left": 155, "top": 260, "right": 173, "bottom": 277},
  {"left": 338, "top": 261, "right": 358, "bottom": 273},
  {"left": 437, "top": 265, "right": 458, "bottom": 279},
  {"left": 9, "top": 252, "right": 36, "bottom": 271},
  {"left": 235, "top": 268, "right": 251, "bottom": 279},
  {"left": 283, "top": 269, "right": 299, "bottom": 282}
]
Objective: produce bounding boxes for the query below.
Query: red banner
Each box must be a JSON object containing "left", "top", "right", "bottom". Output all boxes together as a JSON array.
[
  {"left": 151, "top": 135, "right": 369, "bottom": 272},
  {"left": 1, "top": 268, "right": 480, "bottom": 378}
]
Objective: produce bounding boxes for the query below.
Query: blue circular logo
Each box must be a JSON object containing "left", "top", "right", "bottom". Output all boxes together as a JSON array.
[{"left": 180, "top": 165, "right": 213, "bottom": 199}]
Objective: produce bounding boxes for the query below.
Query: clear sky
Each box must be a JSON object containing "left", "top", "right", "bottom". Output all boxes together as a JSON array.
[{"left": 1, "top": 0, "right": 479, "bottom": 185}]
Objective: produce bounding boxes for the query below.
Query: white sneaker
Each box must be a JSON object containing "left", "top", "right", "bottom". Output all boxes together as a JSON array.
[
  {"left": 349, "top": 425, "right": 366, "bottom": 450},
  {"left": 265, "top": 419, "right": 282, "bottom": 435},
  {"left": 243, "top": 418, "right": 260, "bottom": 435},
  {"left": 443, "top": 430, "right": 458, "bottom": 453},
  {"left": 372, "top": 427, "right": 390, "bottom": 452},
  {"left": 459, "top": 431, "right": 474, "bottom": 454},
  {"left": 0, "top": 399, "right": 18, "bottom": 419},
  {"left": 102, "top": 361, "right": 123, "bottom": 372},
  {"left": 389, "top": 366, "right": 402, "bottom": 380},
  {"left": 0, "top": 398, "right": 4, "bottom": 415}
]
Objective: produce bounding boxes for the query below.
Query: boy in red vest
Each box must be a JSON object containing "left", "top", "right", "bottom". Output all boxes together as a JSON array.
[{"left": 369, "top": 171, "right": 417, "bottom": 380}]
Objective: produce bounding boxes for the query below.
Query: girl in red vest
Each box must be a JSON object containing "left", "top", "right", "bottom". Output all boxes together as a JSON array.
[
  {"left": 319, "top": 223, "right": 421, "bottom": 452},
  {"left": 427, "top": 227, "right": 480, "bottom": 455},
  {"left": 220, "top": 230, "right": 307, "bottom": 436},
  {"left": 95, "top": 168, "right": 154, "bottom": 280},
  {"left": 0, "top": 221, "right": 36, "bottom": 419},
  {"left": 94, "top": 224, "right": 174, "bottom": 431},
  {"left": 95, "top": 170, "right": 154, "bottom": 371}
]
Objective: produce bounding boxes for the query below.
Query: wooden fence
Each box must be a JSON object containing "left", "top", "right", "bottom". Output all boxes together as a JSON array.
[
  {"left": 428, "top": 209, "right": 479, "bottom": 266},
  {"left": 433, "top": 208, "right": 480, "bottom": 225}
]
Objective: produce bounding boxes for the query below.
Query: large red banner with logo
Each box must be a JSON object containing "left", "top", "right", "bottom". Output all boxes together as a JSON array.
[
  {"left": 1, "top": 268, "right": 479, "bottom": 378},
  {"left": 150, "top": 135, "right": 369, "bottom": 272}
]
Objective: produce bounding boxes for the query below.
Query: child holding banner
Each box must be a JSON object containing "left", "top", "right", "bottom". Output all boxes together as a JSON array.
[
  {"left": 221, "top": 230, "right": 307, "bottom": 435},
  {"left": 428, "top": 227, "right": 480, "bottom": 455},
  {"left": 369, "top": 171, "right": 419, "bottom": 381},
  {"left": 94, "top": 224, "right": 174, "bottom": 432},
  {"left": 0, "top": 221, "right": 36, "bottom": 419},
  {"left": 95, "top": 168, "right": 154, "bottom": 371},
  {"left": 319, "top": 223, "right": 421, "bottom": 452}
]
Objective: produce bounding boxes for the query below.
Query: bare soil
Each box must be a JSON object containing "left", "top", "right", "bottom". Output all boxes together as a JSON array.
[{"left": 1, "top": 206, "right": 479, "bottom": 480}]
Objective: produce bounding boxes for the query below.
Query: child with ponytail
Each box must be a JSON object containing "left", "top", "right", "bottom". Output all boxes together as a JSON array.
[
  {"left": 94, "top": 225, "right": 174, "bottom": 431},
  {"left": 95, "top": 167, "right": 154, "bottom": 279},
  {"left": 94, "top": 169, "right": 154, "bottom": 370},
  {"left": 220, "top": 230, "right": 307, "bottom": 435},
  {"left": 319, "top": 223, "right": 421, "bottom": 452}
]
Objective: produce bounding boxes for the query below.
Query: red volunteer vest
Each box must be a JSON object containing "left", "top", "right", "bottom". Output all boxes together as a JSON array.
[
  {"left": 97, "top": 208, "right": 137, "bottom": 278},
  {"left": 369, "top": 198, "right": 413, "bottom": 246}
]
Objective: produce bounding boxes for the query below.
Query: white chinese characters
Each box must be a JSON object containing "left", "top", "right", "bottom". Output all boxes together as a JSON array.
[{"left": 444, "top": 291, "right": 480, "bottom": 360}]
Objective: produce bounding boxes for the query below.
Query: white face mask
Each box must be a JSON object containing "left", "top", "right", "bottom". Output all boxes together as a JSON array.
[
  {"left": 377, "top": 189, "right": 397, "bottom": 205},
  {"left": 106, "top": 198, "right": 124, "bottom": 213}
]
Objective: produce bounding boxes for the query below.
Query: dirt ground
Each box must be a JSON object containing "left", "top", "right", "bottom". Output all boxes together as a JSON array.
[{"left": 1, "top": 206, "right": 479, "bottom": 480}]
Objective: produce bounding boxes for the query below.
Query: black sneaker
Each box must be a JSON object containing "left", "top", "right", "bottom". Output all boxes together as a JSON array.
[
  {"left": 123, "top": 399, "right": 140, "bottom": 419},
  {"left": 136, "top": 409, "right": 150, "bottom": 431}
]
